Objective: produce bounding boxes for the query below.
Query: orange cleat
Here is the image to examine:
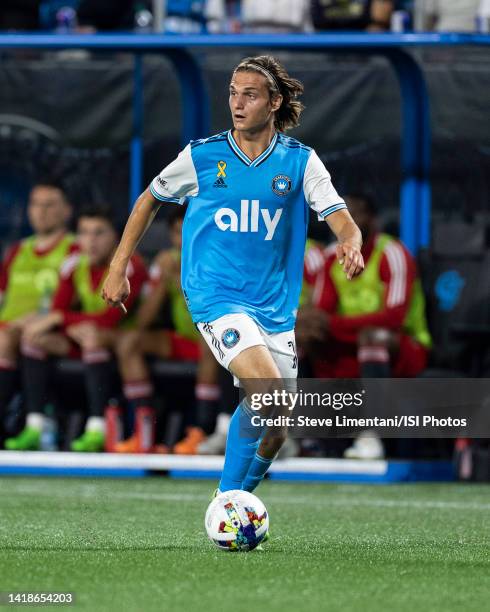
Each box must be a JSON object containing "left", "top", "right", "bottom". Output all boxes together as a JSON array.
[
  {"left": 151, "top": 443, "right": 170, "bottom": 455},
  {"left": 114, "top": 434, "right": 140, "bottom": 454},
  {"left": 173, "top": 427, "right": 207, "bottom": 455},
  {"left": 114, "top": 434, "right": 170, "bottom": 454}
]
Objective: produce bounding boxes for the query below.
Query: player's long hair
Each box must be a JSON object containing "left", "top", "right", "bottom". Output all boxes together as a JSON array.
[{"left": 234, "top": 55, "right": 305, "bottom": 132}]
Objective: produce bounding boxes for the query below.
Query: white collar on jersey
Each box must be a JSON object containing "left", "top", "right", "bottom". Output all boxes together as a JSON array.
[{"left": 227, "top": 130, "right": 278, "bottom": 168}]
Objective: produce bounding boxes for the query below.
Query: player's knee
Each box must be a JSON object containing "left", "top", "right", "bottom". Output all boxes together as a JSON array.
[
  {"left": 114, "top": 330, "right": 141, "bottom": 359},
  {"left": 21, "top": 333, "right": 46, "bottom": 352},
  {"left": 35, "top": 333, "right": 70, "bottom": 356},
  {"left": 79, "top": 324, "right": 103, "bottom": 351},
  {"left": 0, "top": 326, "right": 19, "bottom": 357}
]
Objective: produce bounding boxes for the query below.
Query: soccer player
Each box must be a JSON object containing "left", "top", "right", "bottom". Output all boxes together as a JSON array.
[
  {"left": 5, "top": 206, "right": 148, "bottom": 452},
  {"left": 102, "top": 55, "right": 364, "bottom": 492},
  {"left": 0, "top": 180, "right": 75, "bottom": 442}
]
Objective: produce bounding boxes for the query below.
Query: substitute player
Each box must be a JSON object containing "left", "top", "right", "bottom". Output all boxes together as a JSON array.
[
  {"left": 5, "top": 206, "right": 148, "bottom": 452},
  {"left": 0, "top": 180, "right": 75, "bottom": 442},
  {"left": 102, "top": 55, "right": 364, "bottom": 493}
]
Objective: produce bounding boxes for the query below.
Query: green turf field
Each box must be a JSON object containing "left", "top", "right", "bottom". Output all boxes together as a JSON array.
[{"left": 0, "top": 477, "right": 489, "bottom": 612}]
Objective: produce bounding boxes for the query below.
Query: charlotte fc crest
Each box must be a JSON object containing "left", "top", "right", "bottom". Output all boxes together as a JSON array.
[
  {"left": 272, "top": 174, "right": 292, "bottom": 196},
  {"left": 221, "top": 328, "right": 240, "bottom": 349}
]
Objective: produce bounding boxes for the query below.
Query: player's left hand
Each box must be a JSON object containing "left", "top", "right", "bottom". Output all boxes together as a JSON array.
[
  {"left": 101, "top": 269, "right": 129, "bottom": 314},
  {"left": 336, "top": 242, "right": 364, "bottom": 280}
]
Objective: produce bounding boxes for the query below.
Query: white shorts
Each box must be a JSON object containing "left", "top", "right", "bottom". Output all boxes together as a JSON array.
[{"left": 197, "top": 313, "right": 298, "bottom": 385}]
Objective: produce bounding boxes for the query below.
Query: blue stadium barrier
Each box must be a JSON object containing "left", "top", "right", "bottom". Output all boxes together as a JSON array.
[
  {"left": 0, "top": 451, "right": 455, "bottom": 482},
  {"left": 0, "top": 33, "right": 488, "bottom": 252}
]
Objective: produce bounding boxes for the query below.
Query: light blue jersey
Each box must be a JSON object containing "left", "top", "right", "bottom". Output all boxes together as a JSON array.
[{"left": 150, "top": 130, "right": 346, "bottom": 333}]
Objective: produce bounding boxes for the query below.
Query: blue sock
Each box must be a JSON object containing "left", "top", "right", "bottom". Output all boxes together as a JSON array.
[
  {"left": 242, "top": 453, "right": 274, "bottom": 493},
  {"left": 218, "top": 400, "right": 262, "bottom": 492}
]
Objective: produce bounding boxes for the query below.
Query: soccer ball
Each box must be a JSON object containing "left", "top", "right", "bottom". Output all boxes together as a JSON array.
[{"left": 205, "top": 490, "right": 269, "bottom": 552}]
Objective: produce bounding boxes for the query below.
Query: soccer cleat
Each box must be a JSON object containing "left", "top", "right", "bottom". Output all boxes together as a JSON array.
[
  {"left": 343, "top": 430, "right": 385, "bottom": 460},
  {"left": 114, "top": 434, "right": 139, "bottom": 454},
  {"left": 197, "top": 430, "right": 227, "bottom": 455},
  {"left": 173, "top": 426, "right": 206, "bottom": 455},
  {"left": 114, "top": 434, "right": 169, "bottom": 454},
  {"left": 197, "top": 413, "right": 230, "bottom": 455},
  {"left": 277, "top": 437, "right": 300, "bottom": 459},
  {"left": 4, "top": 426, "right": 41, "bottom": 451},
  {"left": 71, "top": 429, "right": 105, "bottom": 452}
]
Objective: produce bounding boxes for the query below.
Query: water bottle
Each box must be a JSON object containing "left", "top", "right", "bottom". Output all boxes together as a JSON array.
[
  {"left": 476, "top": 0, "right": 490, "bottom": 33},
  {"left": 104, "top": 400, "right": 124, "bottom": 452},
  {"left": 134, "top": 5, "right": 154, "bottom": 33},
  {"left": 475, "top": 17, "right": 489, "bottom": 31},
  {"left": 391, "top": 10, "right": 410, "bottom": 33},
  {"left": 135, "top": 406, "right": 156, "bottom": 453},
  {"left": 41, "top": 404, "right": 58, "bottom": 451},
  {"left": 38, "top": 287, "right": 52, "bottom": 315}
]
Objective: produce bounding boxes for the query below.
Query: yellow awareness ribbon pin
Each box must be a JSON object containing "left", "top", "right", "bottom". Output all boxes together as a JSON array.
[{"left": 217, "top": 161, "right": 227, "bottom": 178}]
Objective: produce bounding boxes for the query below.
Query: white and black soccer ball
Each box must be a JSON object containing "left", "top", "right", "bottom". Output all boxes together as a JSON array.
[{"left": 205, "top": 490, "right": 269, "bottom": 552}]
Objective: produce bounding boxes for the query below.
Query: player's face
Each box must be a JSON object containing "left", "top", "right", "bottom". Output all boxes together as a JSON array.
[
  {"left": 27, "top": 186, "right": 70, "bottom": 236},
  {"left": 170, "top": 218, "right": 183, "bottom": 251},
  {"left": 77, "top": 217, "right": 117, "bottom": 266},
  {"left": 229, "top": 71, "right": 281, "bottom": 133}
]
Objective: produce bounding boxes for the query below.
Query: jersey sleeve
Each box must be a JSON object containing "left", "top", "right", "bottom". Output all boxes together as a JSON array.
[
  {"left": 303, "top": 150, "right": 346, "bottom": 220},
  {"left": 150, "top": 144, "right": 199, "bottom": 204}
]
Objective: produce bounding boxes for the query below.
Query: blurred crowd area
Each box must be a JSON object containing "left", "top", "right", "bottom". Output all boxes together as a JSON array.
[
  {"left": 0, "top": 0, "right": 490, "bottom": 34},
  {"left": 0, "top": 180, "right": 488, "bottom": 463}
]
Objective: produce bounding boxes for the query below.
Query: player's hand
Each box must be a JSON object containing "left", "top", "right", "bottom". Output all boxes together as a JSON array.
[
  {"left": 10, "top": 313, "right": 39, "bottom": 331},
  {"left": 336, "top": 242, "right": 364, "bottom": 280},
  {"left": 101, "top": 268, "right": 130, "bottom": 314}
]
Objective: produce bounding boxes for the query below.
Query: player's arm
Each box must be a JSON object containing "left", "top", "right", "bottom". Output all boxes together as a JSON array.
[
  {"left": 325, "top": 208, "right": 364, "bottom": 281},
  {"left": 304, "top": 150, "right": 363, "bottom": 281},
  {"left": 103, "top": 144, "right": 198, "bottom": 311},
  {"left": 102, "top": 188, "right": 160, "bottom": 311}
]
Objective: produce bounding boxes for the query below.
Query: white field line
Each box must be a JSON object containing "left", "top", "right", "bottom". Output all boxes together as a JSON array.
[{"left": 2, "top": 482, "right": 490, "bottom": 512}]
